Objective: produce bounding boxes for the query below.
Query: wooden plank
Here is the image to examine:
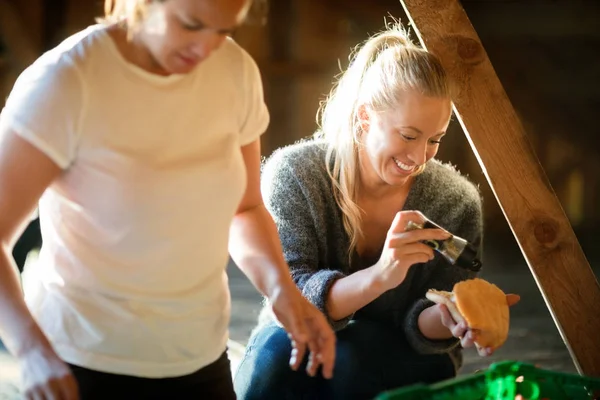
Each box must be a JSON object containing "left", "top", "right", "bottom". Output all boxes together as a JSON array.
[{"left": 399, "top": 0, "right": 600, "bottom": 377}]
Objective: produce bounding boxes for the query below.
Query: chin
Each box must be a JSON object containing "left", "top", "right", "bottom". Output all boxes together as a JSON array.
[
  {"left": 383, "top": 174, "right": 410, "bottom": 187},
  {"left": 152, "top": 56, "right": 194, "bottom": 76}
]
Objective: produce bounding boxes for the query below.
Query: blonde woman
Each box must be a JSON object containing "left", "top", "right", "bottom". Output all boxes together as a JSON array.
[
  {"left": 234, "top": 24, "right": 519, "bottom": 400},
  {"left": 0, "top": 0, "right": 336, "bottom": 399}
]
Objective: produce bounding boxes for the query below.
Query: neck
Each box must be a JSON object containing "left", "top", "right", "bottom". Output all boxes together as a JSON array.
[{"left": 108, "top": 24, "right": 169, "bottom": 76}]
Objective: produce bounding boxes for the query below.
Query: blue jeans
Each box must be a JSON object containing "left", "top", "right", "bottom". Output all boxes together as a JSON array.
[{"left": 233, "top": 320, "right": 455, "bottom": 400}]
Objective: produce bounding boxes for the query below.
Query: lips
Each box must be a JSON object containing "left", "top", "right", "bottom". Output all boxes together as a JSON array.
[
  {"left": 393, "top": 157, "right": 416, "bottom": 173},
  {"left": 178, "top": 53, "right": 199, "bottom": 67}
]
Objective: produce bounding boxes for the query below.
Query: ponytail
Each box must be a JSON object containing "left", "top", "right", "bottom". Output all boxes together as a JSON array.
[{"left": 315, "top": 21, "right": 451, "bottom": 258}]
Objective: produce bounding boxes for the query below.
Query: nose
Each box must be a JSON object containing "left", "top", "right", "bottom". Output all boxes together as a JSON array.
[
  {"left": 190, "top": 32, "right": 226, "bottom": 60},
  {"left": 407, "top": 141, "right": 428, "bottom": 166}
]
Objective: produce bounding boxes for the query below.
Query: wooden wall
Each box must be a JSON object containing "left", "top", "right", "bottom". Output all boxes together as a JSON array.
[{"left": 1, "top": 0, "right": 598, "bottom": 238}]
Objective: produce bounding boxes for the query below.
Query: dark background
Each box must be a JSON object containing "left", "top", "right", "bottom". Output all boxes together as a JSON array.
[{"left": 1, "top": 0, "right": 599, "bottom": 389}]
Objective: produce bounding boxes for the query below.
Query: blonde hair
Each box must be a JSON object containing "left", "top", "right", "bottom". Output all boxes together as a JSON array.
[
  {"left": 315, "top": 21, "right": 453, "bottom": 258},
  {"left": 98, "top": 0, "right": 151, "bottom": 29},
  {"left": 99, "top": 0, "right": 263, "bottom": 32}
]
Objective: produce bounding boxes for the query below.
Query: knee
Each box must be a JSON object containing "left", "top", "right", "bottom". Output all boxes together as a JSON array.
[{"left": 233, "top": 325, "right": 297, "bottom": 400}]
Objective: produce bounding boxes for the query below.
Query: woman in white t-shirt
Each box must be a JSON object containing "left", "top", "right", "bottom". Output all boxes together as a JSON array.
[{"left": 0, "top": 0, "right": 335, "bottom": 399}]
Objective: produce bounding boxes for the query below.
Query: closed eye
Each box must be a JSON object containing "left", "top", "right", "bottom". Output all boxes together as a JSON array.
[{"left": 182, "top": 21, "right": 205, "bottom": 31}]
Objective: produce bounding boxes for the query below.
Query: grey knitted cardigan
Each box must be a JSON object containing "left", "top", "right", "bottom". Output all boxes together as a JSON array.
[{"left": 257, "top": 139, "right": 484, "bottom": 371}]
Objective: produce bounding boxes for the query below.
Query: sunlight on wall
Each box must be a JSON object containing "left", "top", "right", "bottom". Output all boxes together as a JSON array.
[{"left": 566, "top": 169, "right": 584, "bottom": 226}]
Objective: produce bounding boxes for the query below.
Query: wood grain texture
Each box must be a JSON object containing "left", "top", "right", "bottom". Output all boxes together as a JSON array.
[{"left": 400, "top": 0, "right": 600, "bottom": 376}]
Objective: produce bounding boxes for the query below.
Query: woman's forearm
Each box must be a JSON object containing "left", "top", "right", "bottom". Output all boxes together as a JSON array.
[
  {"left": 418, "top": 305, "right": 453, "bottom": 339},
  {"left": 326, "top": 266, "right": 386, "bottom": 321},
  {"left": 229, "top": 204, "right": 294, "bottom": 299},
  {"left": 0, "top": 246, "right": 52, "bottom": 358}
]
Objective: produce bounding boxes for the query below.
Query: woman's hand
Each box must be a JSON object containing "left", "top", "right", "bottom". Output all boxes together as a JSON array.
[
  {"left": 373, "top": 211, "right": 451, "bottom": 292},
  {"left": 19, "top": 345, "right": 79, "bottom": 400},
  {"left": 438, "top": 294, "right": 521, "bottom": 356},
  {"left": 268, "top": 281, "right": 336, "bottom": 379}
]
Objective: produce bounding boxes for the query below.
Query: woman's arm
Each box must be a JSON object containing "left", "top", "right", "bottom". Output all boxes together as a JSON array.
[
  {"left": 229, "top": 139, "right": 335, "bottom": 379},
  {"left": 403, "top": 200, "right": 483, "bottom": 354},
  {"left": 0, "top": 130, "right": 78, "bottom": 397},
  {"left": 0, "top": 132, "right": 60, "bottom": 358},
  {"left": 259, "top": 146, "right": 352, "bottom": 330},
  {"left": 326, "top": 211, "right": 451, "bottom": 322}
]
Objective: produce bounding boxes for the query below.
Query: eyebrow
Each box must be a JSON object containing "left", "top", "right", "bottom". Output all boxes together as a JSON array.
[
  {"left": 186, "top": 15, "right": 239, "bottom": 35},
  {"left": 401, "top": 126, "right": 446, "bottom": 136}
]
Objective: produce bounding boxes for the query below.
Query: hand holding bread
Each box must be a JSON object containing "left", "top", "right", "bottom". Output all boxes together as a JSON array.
[{"left": 426, "top": 278, "right": 520, "bottom": 357}]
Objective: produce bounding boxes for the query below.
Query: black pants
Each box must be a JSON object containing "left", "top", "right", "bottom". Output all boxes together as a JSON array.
[
  {"left": 68, "top": 351, "right": 236, "bottom": 400},
  {"left": 13, "top": 218, "right": 42, "bottom": 273}
]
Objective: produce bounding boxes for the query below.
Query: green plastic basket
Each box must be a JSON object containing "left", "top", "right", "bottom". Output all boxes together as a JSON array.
[{"left": 375, "top": 361, "right": 600, "bottom": 400}]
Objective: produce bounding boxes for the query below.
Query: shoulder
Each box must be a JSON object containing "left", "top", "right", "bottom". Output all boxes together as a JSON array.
[
  {"left": 16, "top": 25, "right": 103, "bottom": 87},
  {"left": 412, "top": 159, "right": 483, "bottom": 243},
  {"left": 262, "top": 139, "right": 328, "bottom": 180},
  {"left": 261, "top": 139, "right": 330, "bottom": 197},
  {"left": 423, "top": 159, "right": 482, "bottom": 209}
]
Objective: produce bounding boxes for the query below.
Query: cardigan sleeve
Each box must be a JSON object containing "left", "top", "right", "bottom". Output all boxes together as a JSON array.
[
  {"left": 261, "top": 148, "right": 353, "bottom": 331},
  {"left": 402, "top": 192, "right": 484, "bottom": 354}
]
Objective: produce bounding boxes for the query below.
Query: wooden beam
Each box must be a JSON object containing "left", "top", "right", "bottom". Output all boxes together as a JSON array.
[{"left": 400, "top": 0, "right": 600, "bottom": 377}]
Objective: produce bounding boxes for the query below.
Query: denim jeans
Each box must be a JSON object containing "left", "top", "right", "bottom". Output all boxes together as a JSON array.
[{"left": 233, "top": 319, "right": 455, "bottom": 400}]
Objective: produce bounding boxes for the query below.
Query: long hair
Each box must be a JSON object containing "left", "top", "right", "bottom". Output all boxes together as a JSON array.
[
  {"left": 315, "top": 21, "right": 453, "bottom": 257},
  {"left": 98, "top": 0, "right": 151, "bottom": 31}
]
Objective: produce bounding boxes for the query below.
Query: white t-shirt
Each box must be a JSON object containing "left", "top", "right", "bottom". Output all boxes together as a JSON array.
[{"left": 0, "top": 24, "right": 269, "bottom": 378}]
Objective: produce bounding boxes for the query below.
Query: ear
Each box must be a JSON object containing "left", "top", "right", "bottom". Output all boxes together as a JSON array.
[{"left": 357, "top": 104, "right": 371, "bottom": 133}]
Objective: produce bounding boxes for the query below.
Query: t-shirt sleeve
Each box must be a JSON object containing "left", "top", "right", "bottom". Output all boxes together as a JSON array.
[
  {"left": 0, "top": 55, "right": 85, "bottom": 169},
  {"left": 238, "top": 50, "right": 269, "bottom": 146}
]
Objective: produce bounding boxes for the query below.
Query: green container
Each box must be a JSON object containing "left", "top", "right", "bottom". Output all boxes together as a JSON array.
[{"left": 375, "top": 361, "right": 600, "bottom": 400}]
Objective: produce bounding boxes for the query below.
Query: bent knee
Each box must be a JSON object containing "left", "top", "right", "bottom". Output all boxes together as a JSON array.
[{"left": 233, "top": 326, "right": 300, "bottom": 399}]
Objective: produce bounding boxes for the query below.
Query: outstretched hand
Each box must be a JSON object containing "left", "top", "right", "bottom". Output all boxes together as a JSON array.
[
  {"left": 439, "top": 294, "right": 520, "bottom": 357},
  {"left": 268, "top": 282, "right": 336, "bottom": 379}
]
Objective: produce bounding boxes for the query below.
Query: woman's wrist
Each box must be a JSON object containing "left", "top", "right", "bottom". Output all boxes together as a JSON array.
[
  {"left": 364, "top": 264, "right": 389, "bottom": 297},
  {"left": 418, "top": 305, "right": 453, "bottom": 340}
]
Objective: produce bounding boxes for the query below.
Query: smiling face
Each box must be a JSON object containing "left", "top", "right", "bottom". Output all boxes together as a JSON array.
[
  {"left": 134, "top": 0, "right": 250, "bottom": 75},
  {"left": 358, "top": 91, "right": 452, "bottom": 189}
]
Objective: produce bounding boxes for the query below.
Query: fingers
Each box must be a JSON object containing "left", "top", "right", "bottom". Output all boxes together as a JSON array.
[
  {"left": 295, "top": 311, "right": 336, "bottom": 379},
  {"left": 452, "top": 321, "right": 469, "bottom": 340},
  {"left": 26, "top": 377, "right": 78, "bottom": 400},
  {"left": 460, "top": 329, "right": 477, "bottom": 348},
  {"left": 284, "top": 303, "right": 310, "bottom": 371},
  {"left": 476, "top": 344, "right": 494, "bottom": 357},
  {"left": 459, "top": 331, "right": 494, "bottom": 357},
  {"left": 288, "top": 333, "right": 306, "bottom": 371},
  {"left": 389, "top": 228, "right": 451, "bottom": 244},
  {"left": 438, "top": 304, "right": 458, "bottom": 330},
  {"left": 62, "top": 375, "right": 79, "bottom": 400},
  {"left": 400, "top": 252, "right": 433, "bottom": 267},
  {"left": 389, "top": 210, "right": 427, "bottom": 234},
  {"left": 304, "top": 341, "right": 319, "bottom": 377},
  {"left": 387, "top": 242, "right": 435, "bottom": 261},
  {"left": 315, "top": 317, "right": 336, "bottom": 379},
  {"left": 506, "top": 294, "right": 521, "bottom": 307},
  {"left": 286, "top": 306, "right": 309, "bottom": 344}
]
